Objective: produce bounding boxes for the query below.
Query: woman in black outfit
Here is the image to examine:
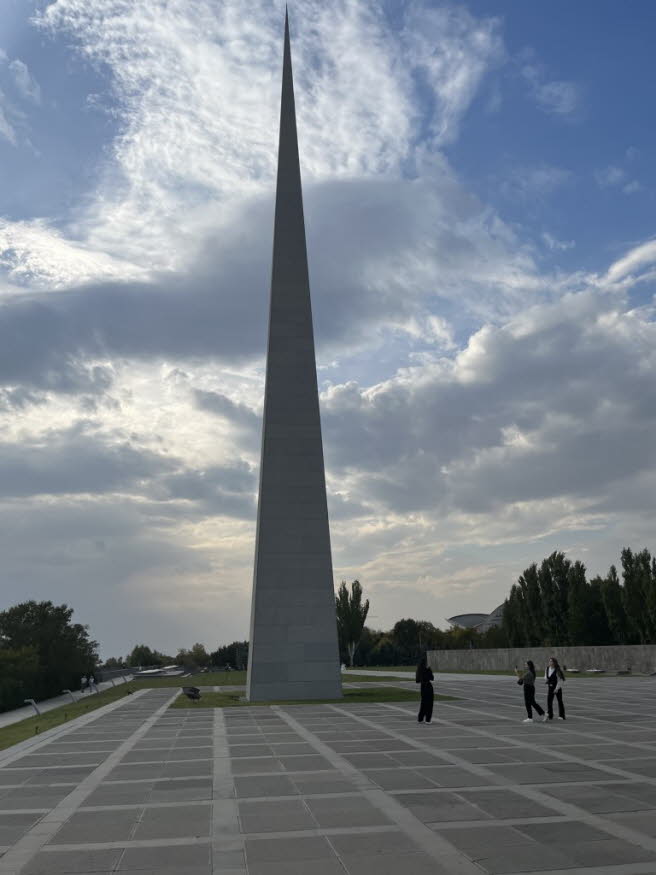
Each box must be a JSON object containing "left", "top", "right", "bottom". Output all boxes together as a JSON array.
[
  {"left": 545, "top": 656, "right": 566, "bottom": 720},
  {"left": 515, "top": 659, "right": 547, "bottom": 722},
  {"left": 416, "top": 654, "right": 434, "bottom": 723}
]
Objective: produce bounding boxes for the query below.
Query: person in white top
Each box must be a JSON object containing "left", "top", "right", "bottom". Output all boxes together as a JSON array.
[{"left": 545, "top": 656, "right": 566, "bottom": 720}]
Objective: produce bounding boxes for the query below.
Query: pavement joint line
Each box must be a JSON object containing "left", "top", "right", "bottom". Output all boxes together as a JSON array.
[
  {"left": 398, "top": 699, "right": 656, "bottom": 788},
  {"left": 378, "top": 702, "right": 656, "bottom": 858},
  {"left": 0, "top": 691, "right": 177, "bottom": 875},
  {"left": 438, "top": 691, "right": 656, "bottom": 735},
  {"left": 508, "top": 865, "right": 656, "bottom": 875},
  {"left": 0, "top": 689, "right": 151, "bottom": 767},
  {"left": 275, "top": 705, "right": 484, "bottom": 875},
  {"left": 211, "top": 708, "right": 245, "bottom": 875},
  {"left": 36, "top": 823, "right": 408, "bottom": 852},
  {"left": 401, "top": 691, "right": 654, "bottom": 740},
  {"left": 36, "top": 837, "right": 211, "bottom": 852}
]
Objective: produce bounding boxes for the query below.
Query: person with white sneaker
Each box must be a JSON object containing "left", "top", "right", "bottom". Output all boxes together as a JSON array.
[
  {"left": 515, "top": 659, "right": 548, "bottom": 723},
  {"left": 545, "top": 656, "right": 566, "bottom": 720},
  {"left": 416, "top": 653, "right": 434, "bottom": 724}
]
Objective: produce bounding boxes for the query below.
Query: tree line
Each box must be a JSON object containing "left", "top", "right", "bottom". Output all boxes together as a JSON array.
[
  {"left": 103, "top": 640, "right": 249, "bottom": 672},
  {"left": 3, "top": 546, "right": 651, "bottom": 712},
  {"left": 503, "top": 548, "right": 656, "bottom": 647},
  {"left": 0, "top": 601, "right": 98, "bottom": 712}
]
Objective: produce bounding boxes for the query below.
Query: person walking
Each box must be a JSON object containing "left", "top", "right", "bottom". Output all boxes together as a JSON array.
[
  {"left": 545, "top": 656, "right": 566, "bottom": 720},
  {"left": 515, "top": 660, "right": 547, "bottom": 723},
  {"left": 80, "top": 674, "right": 87, "bottom": 694},
  {"left": 416, "top": 654, "right": 434, "bottom": 724}
]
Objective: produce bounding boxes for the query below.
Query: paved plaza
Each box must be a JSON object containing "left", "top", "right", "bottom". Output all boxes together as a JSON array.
[{"left": 1, "top": 676, "right": 656, "bottom": 874}]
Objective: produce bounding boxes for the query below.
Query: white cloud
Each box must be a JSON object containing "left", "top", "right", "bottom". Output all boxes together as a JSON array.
[
  {"left": 0, "top": 98, "right": 16, "bottom": 145},
  {"left": 595, "top": 165, "right": 626, "bottom": 188},
  {"left": 604, "top": 237, "right": 656, "bottom": 285},
  {"left": 521, "top": 62, "right": 580, "bottom": 116},
  {"left": 0, "top": 218, "right": 148, "bottom": 289},
  {"left": 501, "top": 164, "right": 571, "bottom": 200},
  {"left": 594, "top": 164, "right": 641, "bottom": 195},
  {"left": 541, "top": 231, "right": 575, "bottom": 252},
  {"left": 622, "top": 180, "right": 641, "bottom": 195},
  {"left": 24, "top": 0, "right": 504, "bottom": 279},
  {"left": 8, "top": 58, "right": 41, "bottom": 104}
]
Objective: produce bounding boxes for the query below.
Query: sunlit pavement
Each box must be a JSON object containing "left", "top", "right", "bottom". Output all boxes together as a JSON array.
[{"left": 1, "top": 676, "right": 656, "bottom": 874}]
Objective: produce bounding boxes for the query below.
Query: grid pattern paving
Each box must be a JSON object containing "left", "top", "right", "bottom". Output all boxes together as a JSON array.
[{"left": 1, "top": 676, "right": 656, "bottom": 873}]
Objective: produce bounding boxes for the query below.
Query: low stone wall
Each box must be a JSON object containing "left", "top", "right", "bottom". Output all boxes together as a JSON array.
[{"left": 427, "top": 645, "right": 656, "bottom": 675}]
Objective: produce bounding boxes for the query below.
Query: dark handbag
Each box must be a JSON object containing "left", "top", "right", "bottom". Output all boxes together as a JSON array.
[{"left": 516, "top": 677, "right": 524, "bottom": 685}]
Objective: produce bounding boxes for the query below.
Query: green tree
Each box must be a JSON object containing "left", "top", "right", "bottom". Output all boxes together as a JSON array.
[
  {"left": 335, "top": 580, "right": 370, "bottom": 666},
  {"left": 0, "top": 646, "right": 40, "bottom": 712},
  {"left": 601, "top": 565, "right": 628, "bottom": 644},
  {"left": 502, "top": 589, "right": 524, "bottom": 647},
  {"left": 102, "top": 656, "right": 126, "bottom": 670},
  {"left": 621, "top": 548, "right": 650, "bottom": 643},
  {"left": 566, "top": 560, "right": 588, "bottom": 645},
  {"left": 209, "top": 641, "right": 249, "bottom": 670},
  {"left": 190, "top": 643, "right": 210, "bottom": 668},
  {"left": 369, "top": 634, "right": 398, "bottom": 665},
  {"left": 516, "top": 564, "right": 543, "bottom": 645},
  {"left": 0, "top": 601, "right": 98, "bottom": 703},
  {"left": 127, "top": 645, "right": 157, "bottom": 667},
  {"left": 586, "top": 577, "right": 613, "bottom": 645},
  {"left": 545, "top": 552, "right": 572, "bottom": 645}
]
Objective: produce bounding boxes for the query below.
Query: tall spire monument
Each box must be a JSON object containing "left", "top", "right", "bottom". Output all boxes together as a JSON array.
[{"left": 246, "top": 11, "right": 342, "bottom": 701}]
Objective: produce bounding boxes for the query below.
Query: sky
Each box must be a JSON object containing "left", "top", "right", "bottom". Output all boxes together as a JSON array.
[{"left": 1, "top": 0, "right": 655, "bottom": 660}]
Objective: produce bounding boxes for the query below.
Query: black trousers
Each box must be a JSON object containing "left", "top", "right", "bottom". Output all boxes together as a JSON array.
[
  {"left": 418, "top": 682, "right": 434, "bottom": 722},
  {"left": 547, "top": 687, "right": 565, "bottom": 719},
  {"left": 523, "top": 685, "right": 544, "bottom": 718}
]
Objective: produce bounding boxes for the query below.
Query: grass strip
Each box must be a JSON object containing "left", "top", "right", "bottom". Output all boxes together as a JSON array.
[
  {"left": 171, "top": 687, "right": 458, "bottom": 709},
  {"left": 346, "top": 666, "right": 414, "bottom": 672},
  {"left": 128, "top": 670, "right": 247, "bottom": 687},
  {"left": 0, "top": 686, "right": 134, "bottom": 752}
]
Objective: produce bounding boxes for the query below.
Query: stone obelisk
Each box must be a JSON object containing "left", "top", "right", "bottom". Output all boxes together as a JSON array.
[{"left": 246, "top": 11, "right": 342, "bottom": 701}]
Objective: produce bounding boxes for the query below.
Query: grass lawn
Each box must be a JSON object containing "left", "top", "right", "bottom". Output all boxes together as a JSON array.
[
  {"left": 428, "top": 669, "right": 637, "bottom": 678},
  {"left": 341, "top": 674, "right": 413, "bottom": 683},
  {"left": 0, "top": 671, "right": 243, "bottom": 752},
  {"left": 346, "top": 666, "right": 415, "bottom": 672},
  {"left": 0, "top": 685, "right": 135, "bottom": 752},
  {"left": 129, "top": 670, "right": 246, "bottom": 687},
  {"left": 171, "top": 687, "right": 458, "bottom": 708}
]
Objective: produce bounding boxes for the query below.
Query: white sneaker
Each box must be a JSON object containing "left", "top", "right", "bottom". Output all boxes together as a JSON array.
[
  {"left": 542, "top": 714, "right": 548, "bottom": 722},
  {"left": 522, "top": 718, "right": 533, "bottom": 723},
  {"left": 558, "top": 716, "right": 565, "bottom": 720}
]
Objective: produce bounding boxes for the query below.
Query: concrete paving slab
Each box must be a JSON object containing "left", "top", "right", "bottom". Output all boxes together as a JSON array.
[
  {"left": 3, "top": 674, "right": 656, "bottom": 874},
  {"left": 305, "top": 796, "right": 393, "bottom": 828},
  {"left": 133, "top": 804, "right": 211, "bottom": 840},
  {"left": 244, "top": 835, "right": 333, "bottom": 861}
]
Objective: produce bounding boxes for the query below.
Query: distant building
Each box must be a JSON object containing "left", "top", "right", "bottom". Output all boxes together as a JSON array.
[{"left": 447, "top": 604, "right": 505, "bottom": 633}]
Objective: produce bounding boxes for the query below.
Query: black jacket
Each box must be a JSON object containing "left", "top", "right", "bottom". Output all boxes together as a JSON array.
[
  {"left": 545, "top": 667, "right": 564, "bottom": 689},
  {"left": 416, "top": 665, "right": 434, "bottom": 684}
]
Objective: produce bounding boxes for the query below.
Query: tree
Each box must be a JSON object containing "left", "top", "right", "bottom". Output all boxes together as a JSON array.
[
  {"left": 0, "top": 646, "right": 39, "bottom": 712},
  {"left": 546, "top": 551, "right": 572, "bottom": 646},
  {"left": 621, "top": 548, "right": 650, "bottom": 643},
  {"left": 566, "top": 560, "right": 588, "bottom": 645},
  {"left": 502, "top": 589, "right": 524, "bottom": 647},
  {"left": 127, "top": 645, "right": 157, "bottom": 667},
  {"left": 335, "top": 580, "right": 370, "bottom": 667},
  {"left": 209, "top": 641, "right": 249, "bottom": 670},
  {"left": 601, "top": 565, "right": 629, "bottom": 644},
  {"left": 586, "top": 577, "right": 612, "bottom": 645},
  {"left": 0, "top": 601, "right": 98, "bottom": 703},
  {"left": 519, "top": 563, "right": 544, "bottom": 646},
  {"left": 190, "top": 643, "right": 210, "bottom": 668},
  {"left": 102, "top": 656, "right": 126, "bottom": 670}
]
